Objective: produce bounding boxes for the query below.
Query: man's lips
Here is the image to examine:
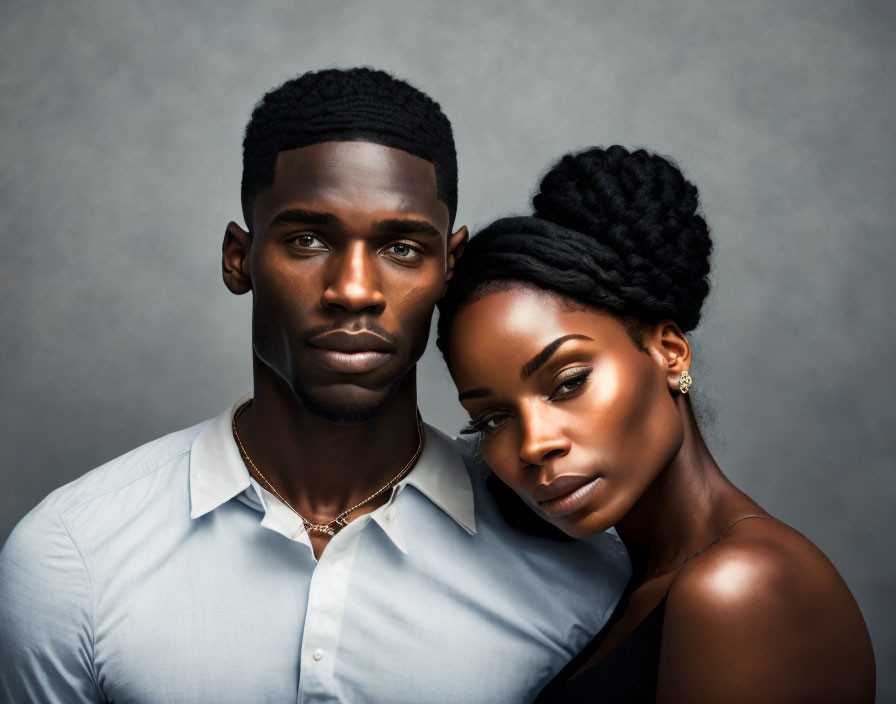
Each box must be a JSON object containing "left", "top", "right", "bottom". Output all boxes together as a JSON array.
[
  {"left": 307, "top": 330, "right": 397, "bottom": 353},
  {"left": 533, "top": 474, "right": 601, "bottom": 518},
  {"left": 306, "top": 330, "right": 397, "bottom": 374}
]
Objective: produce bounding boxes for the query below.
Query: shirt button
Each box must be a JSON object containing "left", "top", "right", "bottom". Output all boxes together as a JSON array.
[
  {"left": 385, "top": 507, "right": 396, "bottom": 521},
  {"left": 312, "top": 648, "right": 324, "bottom": 661}
]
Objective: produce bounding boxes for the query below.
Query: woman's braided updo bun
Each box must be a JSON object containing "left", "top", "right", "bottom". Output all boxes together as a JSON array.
[{"left": 437, "top": 145, "right": 712, "bottom": 357}]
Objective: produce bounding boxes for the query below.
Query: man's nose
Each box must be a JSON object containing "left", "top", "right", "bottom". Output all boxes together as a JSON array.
[
  {"left": 518, "top": 404, "right": 571, "bottom": 467},
  {"left": 321, "top": 242, "right": 387, "bottom": 313}
]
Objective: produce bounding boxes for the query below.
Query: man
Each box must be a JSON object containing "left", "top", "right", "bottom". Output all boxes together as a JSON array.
[{"left": 0, "top": 68, "right": 628, "bottom": 703}]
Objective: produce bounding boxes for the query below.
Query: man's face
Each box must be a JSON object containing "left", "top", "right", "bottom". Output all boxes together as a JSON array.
[{"left": 225, "top": 141, "right": 464, "bottom": 424}]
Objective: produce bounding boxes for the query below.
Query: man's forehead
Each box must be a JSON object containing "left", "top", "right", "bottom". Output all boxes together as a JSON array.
[
  {"left": 253, "top": 141, "right": 448, "bottom": 231},
  {"left": 275, "top": 142, "right": 436, "bottom": 192}
]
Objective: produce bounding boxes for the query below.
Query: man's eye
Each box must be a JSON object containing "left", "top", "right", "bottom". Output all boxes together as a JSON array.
[
  {"left": 292, "top": 234, "right": 327, "bottom": 249},
  {"left": 383, "top": 242, "right": 422, "bottom": 261}
]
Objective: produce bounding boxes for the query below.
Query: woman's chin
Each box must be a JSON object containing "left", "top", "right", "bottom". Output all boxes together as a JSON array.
[
  {"left": 542, "top": 508, "right": 616, "bottom": 541},
  {"left": 533, "top": 483, "right": 622, "bottom": 540}
]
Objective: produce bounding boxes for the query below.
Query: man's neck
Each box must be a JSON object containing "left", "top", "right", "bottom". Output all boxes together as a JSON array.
[{"left": 236, "top": 359, "right": 422, "bottom": 525}]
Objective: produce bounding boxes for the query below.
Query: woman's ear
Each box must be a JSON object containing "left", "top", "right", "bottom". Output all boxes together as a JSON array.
[
  {"left": 222, "top": 222, "right": 252, "bottom": 295},
  {"left": 644, "top": 320, "right": 692, "bottom": 394}
]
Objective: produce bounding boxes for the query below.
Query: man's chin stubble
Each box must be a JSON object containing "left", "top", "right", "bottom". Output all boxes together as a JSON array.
[{"left": 291, "top": 377, "right": 405, "bottom": 425}]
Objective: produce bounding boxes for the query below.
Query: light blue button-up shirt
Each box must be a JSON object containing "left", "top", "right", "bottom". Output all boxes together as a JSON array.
[{"left": 0, "top": 398, "right": 629, "bottom": 703}]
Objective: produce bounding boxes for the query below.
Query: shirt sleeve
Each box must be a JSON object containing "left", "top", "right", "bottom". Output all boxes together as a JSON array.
[{"left": 0, "top": 504, "right": 103, "bottom": 703}]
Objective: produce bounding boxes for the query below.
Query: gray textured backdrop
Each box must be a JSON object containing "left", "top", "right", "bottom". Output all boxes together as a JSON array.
[{"left": 2, "top": 0, "right": 894, "bottom": 699}]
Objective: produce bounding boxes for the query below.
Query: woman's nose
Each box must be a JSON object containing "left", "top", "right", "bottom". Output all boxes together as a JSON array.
[{"left": 517, "top": 405, "right": 571, "bottom": 467}]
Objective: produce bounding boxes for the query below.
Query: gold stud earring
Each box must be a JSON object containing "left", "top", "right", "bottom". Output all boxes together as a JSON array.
[{"left": 679, "top": 370, "right": 693, "bottom": 394}]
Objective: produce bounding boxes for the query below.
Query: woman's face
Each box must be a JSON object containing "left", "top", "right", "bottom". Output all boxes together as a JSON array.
[{"left": 447, "top": 286, "right": 687, "bottom": 539}]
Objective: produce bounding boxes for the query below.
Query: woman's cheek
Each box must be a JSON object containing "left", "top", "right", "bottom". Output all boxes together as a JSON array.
[{"left": 482, "top": 429, "right": 520, "bottom": 486}]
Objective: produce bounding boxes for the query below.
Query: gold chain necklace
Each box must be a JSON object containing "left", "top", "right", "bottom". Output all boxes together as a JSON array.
[{"left": 231, "top": 400, "right": 425, "bottom": 536}]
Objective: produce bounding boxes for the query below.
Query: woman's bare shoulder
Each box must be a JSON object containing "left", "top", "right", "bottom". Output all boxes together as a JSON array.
[
  {"left": 656, "top": 517, "right": 875, "bottom": 704},
  {"left": 670, "top": 518, "right": 845, "bottom": 608}
]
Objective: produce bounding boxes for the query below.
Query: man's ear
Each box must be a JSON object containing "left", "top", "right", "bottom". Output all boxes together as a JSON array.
[
  {"left": 222, "top": 222, "right": 252, "bottom": 295},
  {"left": 644, "top": 320, "right": 692, "bottom": 394},
  {"left": 442, "top": 225, "right": 469, "bottom": 298}
]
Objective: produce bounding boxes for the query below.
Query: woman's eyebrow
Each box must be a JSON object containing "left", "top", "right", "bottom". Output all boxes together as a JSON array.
[
  {"left": 458, "top": 387, "right": 494, "bottom": 401},
  {"left": 520, "top": 334, "right": 592, "bottom": 380},
  {"left": 457, "top": 334, "right": 593, "bottom": 401}
]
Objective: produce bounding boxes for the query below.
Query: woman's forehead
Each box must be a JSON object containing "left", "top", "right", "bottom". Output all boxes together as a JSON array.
[{"left": 448, "top": 289, "right": 629, "bottom": 375}]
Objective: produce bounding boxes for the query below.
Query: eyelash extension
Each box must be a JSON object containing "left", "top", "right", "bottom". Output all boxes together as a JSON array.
[{"left": 459, "top": 418, "right": 490, "bottom": 435}]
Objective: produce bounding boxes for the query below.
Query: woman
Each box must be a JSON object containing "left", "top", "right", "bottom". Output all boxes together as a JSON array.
[{"left": 436, "top": 146, "right": 875, "bottom": 703}]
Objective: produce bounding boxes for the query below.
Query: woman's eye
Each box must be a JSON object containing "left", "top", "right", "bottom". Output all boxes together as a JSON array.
[
  {"left": 484, "top": 414, "right": 509, "bottom": 429},
  {"left": 551, "top": 368, "right": 592, "bottom": 399},
  {"left": 460, "top": 413, "right": 511, "bottom": 435},
  {"left": 561, "top": 377, "right": 585, "bottom": 392}
]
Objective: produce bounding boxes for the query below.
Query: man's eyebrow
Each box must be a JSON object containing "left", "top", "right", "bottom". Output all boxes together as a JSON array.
[
  {"left": 458, "top": 388, "right": 495, "bottom": 401},
  {"left": 270, "top": 209, "right": 340, "bottom": 228},
  {"left": 521, "top": 334, "right": 593, "bottom": 380},
  {"left": 372, "top": 218, "right": 442, "bottom": 238}
]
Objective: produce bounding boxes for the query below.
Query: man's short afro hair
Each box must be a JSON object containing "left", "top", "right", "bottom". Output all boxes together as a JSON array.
[{"left": 240, "top": 67, "right": 457, "bottom": 231}]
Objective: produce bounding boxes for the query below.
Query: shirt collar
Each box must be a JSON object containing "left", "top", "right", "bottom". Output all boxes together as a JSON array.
[
  {"left": 402, "top": 423, "right": 476, "bottom": 535},
  {"left": 189, "top": 395, "right": 253, "bottom": 519},
  {"left": 189, "top": 396, "right": 476, "bottom": 540}
]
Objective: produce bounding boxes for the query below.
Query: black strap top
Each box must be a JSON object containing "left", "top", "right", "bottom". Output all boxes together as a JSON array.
[
  {"left": 535, "top": 514, "right": 772, "bottom": 704},
  {"left": 535, "top": 585, "right": 665, "bottom": 703}
]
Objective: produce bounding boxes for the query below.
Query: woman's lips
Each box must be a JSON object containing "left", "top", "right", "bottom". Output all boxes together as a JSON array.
[
  {"left": 306, "top": 348, "right": 394, "bottom": 374},
  {"left": 534, "top": 475, "right": 601, "bottom": 518}
]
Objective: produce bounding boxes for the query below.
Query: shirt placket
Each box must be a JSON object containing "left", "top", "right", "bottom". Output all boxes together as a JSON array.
[{"left": 297, "top": 517, "right": 367, "bottom": 704}]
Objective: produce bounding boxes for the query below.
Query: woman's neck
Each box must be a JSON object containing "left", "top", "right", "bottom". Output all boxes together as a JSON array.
[{"left": 614, "top": 400, "right": 760, "bottom": 582}]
